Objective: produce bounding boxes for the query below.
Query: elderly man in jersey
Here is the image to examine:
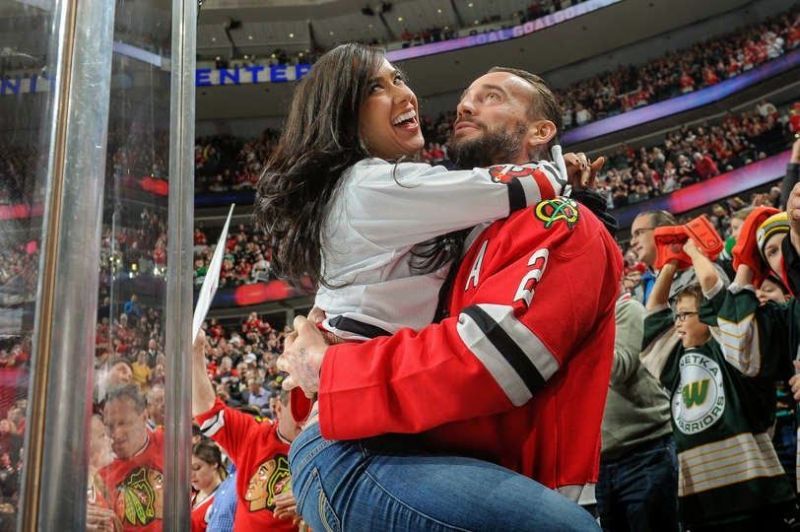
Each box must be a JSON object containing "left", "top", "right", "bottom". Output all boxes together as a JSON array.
[{"left": 279, "top": 67, "right": 622, "bottom": 531}]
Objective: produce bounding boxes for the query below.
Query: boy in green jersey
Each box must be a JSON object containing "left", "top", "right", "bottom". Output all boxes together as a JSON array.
[{"left": 643, "top": 228, "right": 796, "bottom": 530}]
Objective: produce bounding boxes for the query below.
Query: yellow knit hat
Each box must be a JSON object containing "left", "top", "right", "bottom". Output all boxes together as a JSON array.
[{"left": 756, "top": 212, "right": 789, "bottom": 259}]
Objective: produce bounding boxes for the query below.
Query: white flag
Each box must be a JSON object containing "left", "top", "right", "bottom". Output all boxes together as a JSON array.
[{"left": 192, "top": 204, "right": 235, "bottom": 341}]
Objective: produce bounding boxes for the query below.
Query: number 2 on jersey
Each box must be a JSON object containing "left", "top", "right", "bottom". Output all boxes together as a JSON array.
[{"left": 513, "top": 249, "right": 549, "bottom": 308}]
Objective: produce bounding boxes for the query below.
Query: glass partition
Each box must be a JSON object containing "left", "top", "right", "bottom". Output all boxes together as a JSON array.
[
  {"left": 0, "top": 1, "right": 57, "bottom": 528},
  {"left": 0, "top": 0, "right": 194, "bottom": 528}
]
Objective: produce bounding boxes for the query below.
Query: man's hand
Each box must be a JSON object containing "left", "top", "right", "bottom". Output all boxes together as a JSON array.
[
  {"left": 308, "top": 306, "right": 327, "bottom": 324},
  {"left": 192, "top": 328, "right": 217, "bottom": 416},
  {"left": 86, "top": 504, "right": 121, "bottom": 532},
  {"left": 277, "top": 316, "right": 327, "bottom": 396},
  {"left": 274, "top": 489, "right": 301, "bottom": 524},
  {"left": 683, "top": 238, "right": 700, "bottom": 258},
  {"left": 193, "top": 329, "right": 208, "bottom": 363},
  {"left": 622, "top": 270, "right": 642, "bottom": 291},
  {"left": 564, "top": 152, "right": 605, "bottom": 190}
]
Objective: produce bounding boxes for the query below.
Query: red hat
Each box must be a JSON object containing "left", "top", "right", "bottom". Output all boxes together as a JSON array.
[{"left": 290, "top": 388, "right": 313, "bottom": 423}]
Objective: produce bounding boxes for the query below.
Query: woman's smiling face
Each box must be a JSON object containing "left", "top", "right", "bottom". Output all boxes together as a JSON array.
[{"left": 358, "top": 59, "right": 424, "bottom": 160}]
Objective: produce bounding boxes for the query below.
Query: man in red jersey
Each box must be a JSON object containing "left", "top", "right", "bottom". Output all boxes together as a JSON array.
[
  {"left": 193, "top": 330, "right": 302, "bottom": 532},
  {"left": 279, "top": 67, "right": 622, "bottom": 530},
  {"left": 91, "top": 384, "right": 164, "bottom": 532}
]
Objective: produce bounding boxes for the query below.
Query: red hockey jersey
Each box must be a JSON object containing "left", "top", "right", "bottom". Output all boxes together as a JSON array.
[
  {"left": 196, "top": 399, "right": 296, "bottom": 532},
  {"left": 318, "top": 197, "right": 623, "bottom": 492},
  {"left": 98, "top": 429, "right": 164, "bottom": 532},
  {"left": 191, "top": 491, "right": 214, "bottom": 532}
]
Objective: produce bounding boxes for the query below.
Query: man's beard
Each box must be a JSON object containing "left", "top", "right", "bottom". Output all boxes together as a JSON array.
[{"left": 446, "top": 121, "right": 529, "bottom": 169}]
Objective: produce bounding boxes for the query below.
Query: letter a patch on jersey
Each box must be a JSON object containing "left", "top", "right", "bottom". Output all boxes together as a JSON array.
[{"left": 465, "top": 240, "right": 489, "bottom": 291}]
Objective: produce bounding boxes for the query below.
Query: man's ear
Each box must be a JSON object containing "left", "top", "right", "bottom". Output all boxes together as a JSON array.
[{"left": 525, "top": 119, "right": 557, "bottom": 156}]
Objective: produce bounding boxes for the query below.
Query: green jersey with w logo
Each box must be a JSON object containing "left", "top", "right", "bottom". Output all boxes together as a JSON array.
[{"left": 642, "top": 282, "right": 796, "bottom": 527}]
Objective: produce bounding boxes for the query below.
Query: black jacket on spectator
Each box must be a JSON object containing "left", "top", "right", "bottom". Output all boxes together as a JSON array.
[
  {"left": 782, "top": 163, "right": 799, "bottom": 208},
  {"left": 783, "top": 237, "right": 800, "bottom": 297}
]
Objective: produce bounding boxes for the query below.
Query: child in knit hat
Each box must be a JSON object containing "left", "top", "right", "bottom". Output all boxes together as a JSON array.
[
  {"left": 723, "top": 208, "right": 800, "bottom": 497},
  {"left": 756, "top": 211, "right": 790, "bottom": 280}
]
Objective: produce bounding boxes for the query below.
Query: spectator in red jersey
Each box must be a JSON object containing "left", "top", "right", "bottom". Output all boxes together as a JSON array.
[
  {"left": 94, "top": 384, "right": 164, "bottom": 531},
  {"left": 242, "top": 312, "right": 262, "bottom": 335},
  {"left": 692, "top": 152, "right": 720, "bottom": 180},
  {"left": 788, "top": 19, "right": 800, "bottom": 49},
  {"left": 194, "top": 227, "right": 207, "bottom": 246},
  {"left": 193, "top": 331, "right": 301, "bottom": 531},
  {"left": 790, "top": 103, "right": 800, "bottom": 137},
  {"left": 207, "top": 318, "right": 224, "bottom": 340}
]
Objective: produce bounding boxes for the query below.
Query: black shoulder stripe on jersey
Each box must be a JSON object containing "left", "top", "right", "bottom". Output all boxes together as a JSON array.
[
  {"left": 199, "top": 410, "right": 224, "bottom": 437},
  {"left": 507, "top": 178, "right": 527, "bottom": 212},
  {"left": 462, "top": 305, "right": 547, "bottom": 394},
  {"left": 328, "top": 316, "right": 392, "bottom": 339},
  {"left": 541, "top": 163, "right": 562, "bottom": 185}
]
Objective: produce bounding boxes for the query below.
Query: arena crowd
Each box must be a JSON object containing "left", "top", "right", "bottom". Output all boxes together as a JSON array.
[{"left": 1, "top": 4, "right": 800, "bottom": 530}]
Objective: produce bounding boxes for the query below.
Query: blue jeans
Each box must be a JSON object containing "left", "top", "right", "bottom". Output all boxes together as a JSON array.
[
  {"left": 595, "top": 434, "right": 679, "bottom": 532},
  {"left": 289, "top": 423, "right": 599, "bottom": 531}
]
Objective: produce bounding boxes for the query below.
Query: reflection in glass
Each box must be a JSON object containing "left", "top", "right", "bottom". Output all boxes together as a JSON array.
[
  {"left": 0, "top": 1, "right": 54, "bottom": 528},
  {"left": 87, "top": 2, "right": 172, "bottom": 529}
]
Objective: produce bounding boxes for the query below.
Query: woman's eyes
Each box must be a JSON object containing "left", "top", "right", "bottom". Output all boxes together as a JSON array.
[{"left": 369, "top": 74, "right": 405, "bottom": 93}]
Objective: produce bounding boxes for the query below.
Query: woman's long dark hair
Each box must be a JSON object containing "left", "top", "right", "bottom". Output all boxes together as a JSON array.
[{"left": 254, "top": 44, "right": 384, "bottom": 286}]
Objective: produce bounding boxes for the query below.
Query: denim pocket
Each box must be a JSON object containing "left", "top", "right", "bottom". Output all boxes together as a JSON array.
[{"left": 298, "top": 467, "right": 341, "bottom": 532}]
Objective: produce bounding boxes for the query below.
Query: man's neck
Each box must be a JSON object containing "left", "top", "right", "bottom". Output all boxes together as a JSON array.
[{"left": 128, "top": 432, "right": 150, "bottom": 459}]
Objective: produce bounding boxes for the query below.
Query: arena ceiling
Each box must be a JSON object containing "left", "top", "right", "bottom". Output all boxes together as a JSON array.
[
  {"left": 197, "top": 0, "right": 559, "bottom": 54},
  {"left": 195, "top": 0, "right": 752, "bottom": 120}
]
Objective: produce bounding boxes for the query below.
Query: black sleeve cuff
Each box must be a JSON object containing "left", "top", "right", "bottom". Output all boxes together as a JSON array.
[
  {"left": 781, "top": 163, "right": 800, "bottom": 209},
  {"left": 571, "top": 188, "right": 618, "bottom": 235},
  {"left": 781, "top": 235, "right": 800, "bottom": 296}
]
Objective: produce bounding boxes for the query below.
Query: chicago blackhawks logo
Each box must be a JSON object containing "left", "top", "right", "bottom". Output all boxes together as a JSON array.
[
  {"left": 672, "top": 352, "right": 725, "bottom": 435},
  {"left": 115, "top": 466, "right": 163, "bottom": 526},
  {"left": 535, "top": 197, "right": 579, "bottom": 229},
  {"left": 245, "top": 455, "right": 291, "bottom": 512},
  {"left": 488, "top": 164, "right": 545, "bottom": 184}
]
